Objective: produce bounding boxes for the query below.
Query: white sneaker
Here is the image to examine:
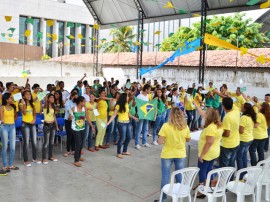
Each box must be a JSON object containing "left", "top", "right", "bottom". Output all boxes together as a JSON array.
[
  {"left": 135, "top": 144, "right": 141, "bottom": 150},
  {"left": 33, "top": 160, "right": 41, "bottom": 164},
  {"left": 142, "top": 143, "right": 151, "bottom": 148},
  {"left": 152, "top": 141, "right": 159, "bottom": 146},
  {"left": 42, "top": 161, "right": 48, "bottom": 165},
  {"left": 147, "top": 133, "right": 152, "bottom": 137}
]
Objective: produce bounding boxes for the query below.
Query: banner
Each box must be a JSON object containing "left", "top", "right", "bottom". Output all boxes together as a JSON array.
[{"left": 135, "top": 97, "right": 158, "bottom": 121}]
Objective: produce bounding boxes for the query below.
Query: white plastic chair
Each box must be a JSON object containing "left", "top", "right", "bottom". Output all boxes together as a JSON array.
[
  {"left": 227, "top": 166, "right": 262, "bottom": 202},
  {"left": 194, "top": 167, "right": 236, "bottom": 202},
  {"left": 160, "top": 167, "right": 199, "bottom": 202},
  {"left": 255, "top": 159, "right": 270, "bottom": 202}
]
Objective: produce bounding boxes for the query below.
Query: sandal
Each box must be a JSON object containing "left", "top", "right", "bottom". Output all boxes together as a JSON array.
[
  {"left": 3, "top": 167, "right": 10, "bottom": 173},
  {"left": 105, "top": 144, "right": 110, "bottom": 148},
  {"left": 74, "top": 162, "right": 81, "bottom": 167},
  {"left": 9, "top": 166, "right": 19, "bottom": 170},
  {"left": 122, "top": 152, "right": 131, "bottom": 155},
  {"left": 95, "top": 146, "right": 99, "bottom": 151},
  {"left": 42, "top": 160, "right": 48, "bottom": 165},
  {"left": 63, "top": 152, "right": 70, "bottom": 157},
  {"left": 24, "top": 162, "right": 32, "bottom": 167},
  {"left": 117, "top": 154, "right": 124, "bottom": 159},
  {"left": 49, "top": 157, "right": 58, "bottom": 162}
]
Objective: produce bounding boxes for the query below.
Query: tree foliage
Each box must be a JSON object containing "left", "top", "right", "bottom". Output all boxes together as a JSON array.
[
  {"left": 101, "top": 26, "right": 137, "bottom": 53},
  {"left": 161, "top": 13, "right": 269, "bottom": 51}
]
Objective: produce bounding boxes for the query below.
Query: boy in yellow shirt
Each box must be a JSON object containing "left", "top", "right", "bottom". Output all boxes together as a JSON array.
[{"left": 220, "top": 97, "right": 240, "bottom": 168}]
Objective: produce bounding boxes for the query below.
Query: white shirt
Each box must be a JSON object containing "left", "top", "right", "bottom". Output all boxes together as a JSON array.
[
  {"left": 137, "top": 93, "right": 149, "bottom": 101},
  {"left": 83, "top": 94, "right": 90, "bottom": 102},
  {"left": 61, "top": 90, "right": 70, "bottom": 103}
]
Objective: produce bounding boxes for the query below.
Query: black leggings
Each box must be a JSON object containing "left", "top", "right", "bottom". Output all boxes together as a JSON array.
[
  {"left": 65, "top": 120, "right": 75, "bottom": 152},
  {"left": 73, "top": 129, "right": 85, "bottom": 162}
]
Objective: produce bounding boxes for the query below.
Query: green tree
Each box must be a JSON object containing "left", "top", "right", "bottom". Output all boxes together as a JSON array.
[
  {"left": 161, "top": 13, "right": 269, "bottom": 51},
  {"left": 101, "top": 26, "right": 137, "bottom": 53}
]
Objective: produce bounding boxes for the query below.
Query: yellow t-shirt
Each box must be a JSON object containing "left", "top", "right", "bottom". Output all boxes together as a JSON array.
[
  {"left": 44, "top": 108, "right": 55, "bottom": 122},
  {"left": 239, "top": 115, "right": 254, "bottom": 142},
  {"left": 115, "top": 103, "right": 129, "bottom": 122},
  {"left": 194, "top": 93, "right": 202, "bottom": 106},
  {"left": 159, "top": 123, "right": 190, "bottom": 158},
  {"left": 222, "top": 109, "right": 240, "bottom": 148},
  {"left": 3, "top": 106, "right": 15, "bottom": 124},
  {"left": 253, "top": 102, "right": 261, "bottom": 113},
  {"left": 22, "top": 105, "right": 34, "bottom": 123},
  {"left": 85, "top": 102, "right": 97, "bottom": 122},
  {"left": 179, "top": 92, "right": 185, "bottom": 103},
  {"left": 198, "top": 123, "right": 223, "bottom": 161},
  {"left": 253, "top": 112, "right": 268, "bottom": 140},
  {"left": 231, "top": 93, "right": 245, "bottom": 110},
  {"left": 148, "top": 93, "right": 153, "bottom": 101},
  {"left": 32, "top": 92, "right": 41, "bottom": 113},
  {"left": 97, "top": 100, "right": 108, "bottom": 119},
  {"left": 184, "top": 94, "right": 195, "bottom": 110}
]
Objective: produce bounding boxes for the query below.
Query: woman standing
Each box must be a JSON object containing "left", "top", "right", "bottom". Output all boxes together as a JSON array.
[
  {"left": 42, "top": 94, "right": 59, "bottom": 164},
  {"left": 152, "top": 89, "right": 167, "bottom": 146},
  {"left": 95, "top": 89, "right": 111, "bottom": 151},
  {"left": 63, "top": 89, "right": 78, "bottom": 157},
  {"left": 107, "top": 93, "right": 138, "bottom": 159},
  {"left": 0, "top": 93, "right": 19, "bottom": 172},
  {"left": 84, "top": 93, "right": 97, "bottom": 152},
  {"left": 249, "top": 102, "right": 270, "bottom": 166},
  {"left": 71, "top": 96, "right": 95, "bottom": 167},
  {"left": 184, "top": 92, "right": 196, "bottom": 131},
  {"left": 157, "top": 107, "right": 191, "bottom": 202},
  {"left": 193, "top": 102, "right": 222, "bottom": 198},
  {"left": 128, "top": 92, "right": 137, "bottom": 139},
  {"left": 105, "top": 92, "right": 120, "bottom": 147},
  {"left": 54, "top": 90, "right": 65, "bottom": 118},
  {"left": 236, "top": 103, "right": 256, "bottom": 178},
  {"left": 194, "top": 87, "right": 204, "bottom": 129},
  {"left": 19, "top": 90, "right": 40, "bottom": 166}
]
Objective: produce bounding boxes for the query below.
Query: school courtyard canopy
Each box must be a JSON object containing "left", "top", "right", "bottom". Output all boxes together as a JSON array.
[{"left": 82, "top": 0, "right": 268, "bottom": 81}]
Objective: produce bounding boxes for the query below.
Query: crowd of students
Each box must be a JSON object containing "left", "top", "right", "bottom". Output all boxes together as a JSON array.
[{"left": 0, "top": 76, "right": 270, "bottom": 202}]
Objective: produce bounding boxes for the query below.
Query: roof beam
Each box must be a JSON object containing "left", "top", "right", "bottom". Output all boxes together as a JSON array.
[{"left": 82, "top": 0, "right": 101, "bottom": 24}]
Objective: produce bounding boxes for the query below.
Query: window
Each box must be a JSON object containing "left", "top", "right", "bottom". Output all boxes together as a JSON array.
[
  {"left": 58, "top": 21, "right": 64, "bottom": 56},
  {"left": 32, "top": 18, "right": 40, "bottom": 46},
  {"left": 69, "top": 23, "right": 75, "bottom": 54},
  {"left": 81, "top": 24, "right": 86, "bottom": 53},
  {"left": 46, "top": 21, "right": 53, "bottom": 57},
  {"left": 19, "top": 16, "right": 27, "bottom": 44}
]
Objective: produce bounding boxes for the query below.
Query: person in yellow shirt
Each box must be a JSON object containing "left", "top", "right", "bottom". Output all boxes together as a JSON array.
[
  {"left": 194, "top": 87, "right": 204, "bottom": 129},
  {"left": 179, "top": 87, "right": 186, "bottom": 103},
  {"left": 237, "top": 103, "right": 256, "bottom": 179},
  {"left": 19, "top": 90, "right": 40, "bottom": 167},
  {"left": 42, "top": 93, "right": 59, "bottom": 164},
  {"left": 84, "top": 93, "right": 97, "bottom": 152},
  {"left": 193, "top": 103, "right": 222, "bottom": 197},
  {"left": 31, "top": 84, "right": 43, "bottom": 115},
  {"left": 184, "top": 92, "right": 196, "bottom": 131},
  {"left": 157, "top": 107, "right": 191, "bottom": 202},
  {"left": 230, "top": 87, "right": 246, "bottom": 110},
  {"left": 220, "top": 97, "right": 240, "bottom": 168},
  {"left": 249, "top": 102, "right": 270, "bottom": 166},
  {"left": 0, "top": 93, "right": 19, "bottom": 172},
  {"left": 107, "top": 93, "right": 138, "bottom": 159}
]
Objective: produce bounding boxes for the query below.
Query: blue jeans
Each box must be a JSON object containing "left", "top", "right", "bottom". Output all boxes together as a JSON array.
[
  {"left": 117, "top": 122, "right": 132, "bottom": 154},
  {"left": 186, "top": 110, "right": 196, "bottom": 129},
  {"left": 153, "top": 113, "right": 165, "bottom": 142},
  {"left": 113, "top": 116, "right": 118, "bottom": 142},
  {"left": 0, "top": 124, "right": 16, "bottom": 167},
  {"left": 249, "top": 139, "right": 267, "bottom": 166},
  {"left": 219, "top": 146, "right": 239, "bottom": 168},
  {"left": 264, "top": 127, "right": 270, "bottom": 151},
  {"left": 218, "top": 103, "right": 225, "bottom": 121},
  {"left": 131, "top": 118, "right": 137, "bottom": 138},
  {"left": 237, "top": 141, "right": 252, "bottom": 179},
  {"left": 161, "top": 158, "right": 186, "bottom": 202},
  {"left": 164, "top": 108, "right": 171, "bottom": 123},
  {"left": 198, "top": 159, "right": 215, "bottom": 183},
  {"left": 22, "top": 122, "right": 37, "bottom": 162},
  {"left": 83, "top": 121, "right": 97, "bottom": 148},
  {"left": 105, "top": 116, "right": 118, "bottom": 144},
  {"left": 135, "top": 119, "right": 148, "bottom": 146}
]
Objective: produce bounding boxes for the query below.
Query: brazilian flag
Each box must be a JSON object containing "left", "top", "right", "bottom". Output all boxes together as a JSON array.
[{"left": 135, "top": 97, "right": 158, "bottom": 121}]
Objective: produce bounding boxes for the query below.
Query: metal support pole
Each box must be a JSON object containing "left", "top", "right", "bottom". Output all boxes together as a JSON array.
[
  {"left": 199, "top": 0, "right": 208, "bottom": 84},
  {"left": 93, "top": 25, "right": 99, "bottom": 76},
  {"left": 136, "top": 10, "right": 144, "bottom": 80}
]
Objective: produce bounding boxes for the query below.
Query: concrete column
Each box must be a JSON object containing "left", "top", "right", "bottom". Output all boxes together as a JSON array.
[
  {"left": 52, "top": 20, "right": 59, "bottom": 58},
  {"left": 75, "top": 25, "right": 81, "bottom": 54},
  {"left": 40, "top": 18, "right": 47, "bottom": 55},
  {"left": 64, "top": 22, "right": 70, "bottom": 55},
  {"left": 85, "top": 25, "right": 90, "bottom": 53},
  {"left": 27, "top": 18, "right": 33, "bottom": 46}
]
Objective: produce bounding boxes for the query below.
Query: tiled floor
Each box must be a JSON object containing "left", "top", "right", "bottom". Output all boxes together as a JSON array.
[{"left": 0, "top": 137, "right": 269, "bottom": 202}]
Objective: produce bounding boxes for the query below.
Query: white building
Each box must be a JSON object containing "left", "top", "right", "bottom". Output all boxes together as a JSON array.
[{"left": 0, "top": 0, "right": 94, "bottom": 57}]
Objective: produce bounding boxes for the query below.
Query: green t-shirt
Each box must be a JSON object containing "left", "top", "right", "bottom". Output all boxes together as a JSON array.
[
  {"left": 107, "top": 93, "right": 113, "bottom": 112},
  {"left": 205, "top": 96, "right": 214, "bottom": 108},
  {"left": 212, "top": 94, "right": 220, "bottom": 109},
  {"left": 157, "top": 99, "right": 166, "bottom": 115},
  {"left": 129, "top": 102, "right": 136, "bottom": 116},
  {"left": 192, "top": 89, "right": 197, "bottom": 98}
]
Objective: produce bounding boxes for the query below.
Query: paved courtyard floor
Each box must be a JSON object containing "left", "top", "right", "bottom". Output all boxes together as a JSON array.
[{"left": 0, "top": 136, "right": 269, "bottom": 202}]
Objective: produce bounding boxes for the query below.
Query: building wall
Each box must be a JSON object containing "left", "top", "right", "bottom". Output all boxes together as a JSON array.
[
  {"left": 0, "top": 0, "right": 94, "bottom": 58},
  {"left": 0, "top": 42, "right": 42, "bottom": 60}
]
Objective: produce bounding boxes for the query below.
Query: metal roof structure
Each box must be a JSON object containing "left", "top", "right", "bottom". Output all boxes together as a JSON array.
[
  {"left": 255, "top": 9, "right": 270, "bottom": 33},
  {"left": 82, "top": 0, "right": 266, "bottom": 28}
]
